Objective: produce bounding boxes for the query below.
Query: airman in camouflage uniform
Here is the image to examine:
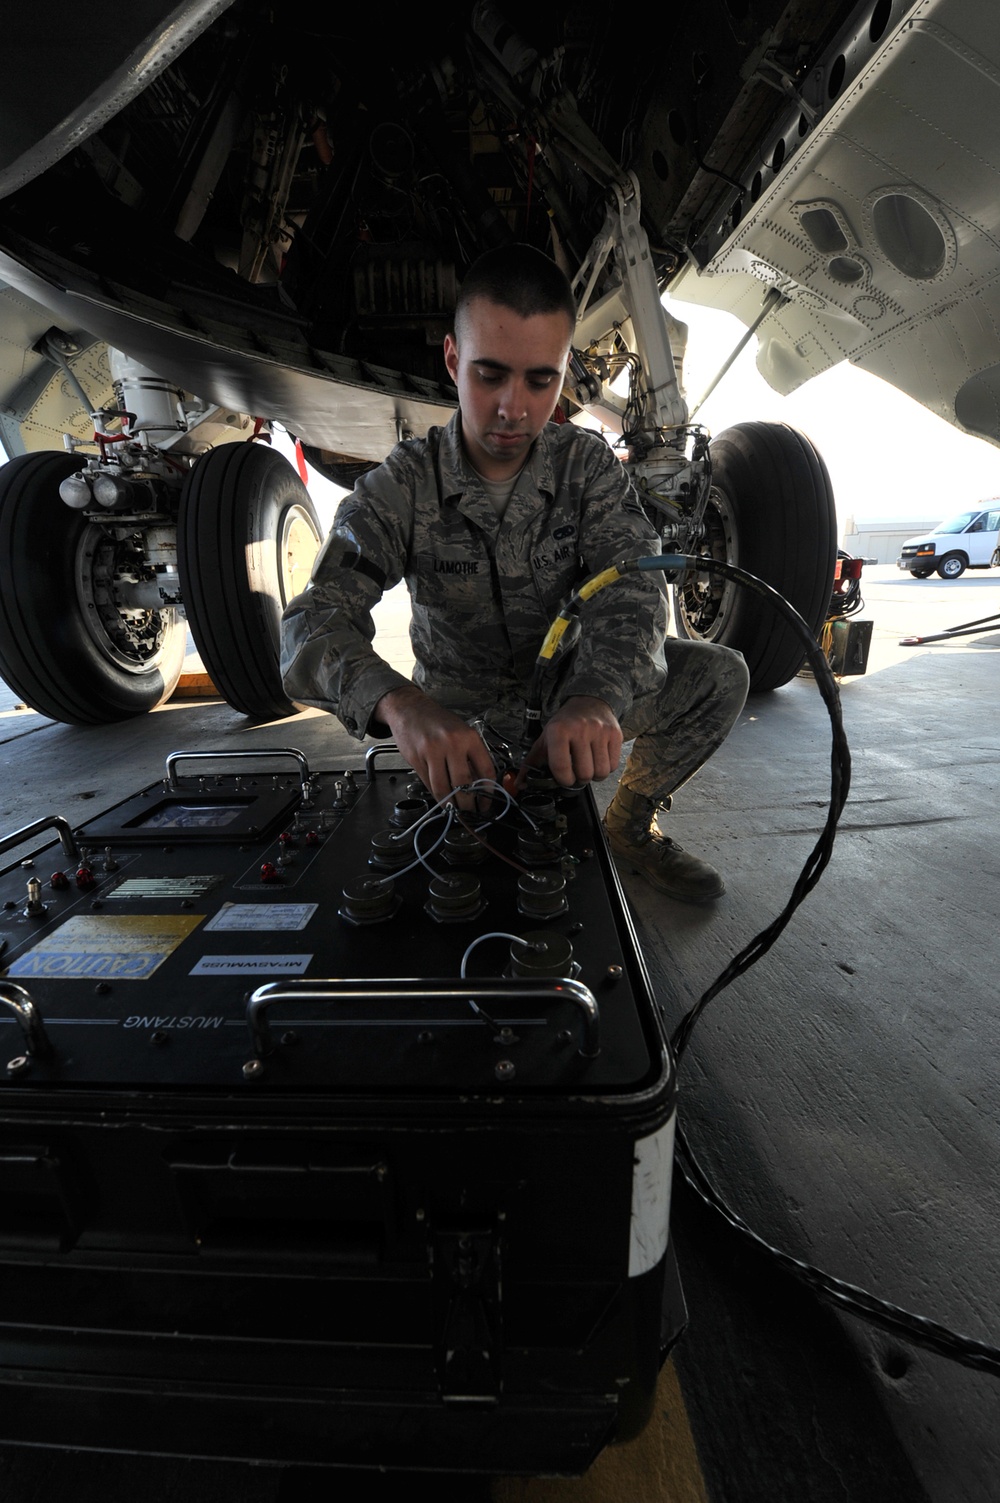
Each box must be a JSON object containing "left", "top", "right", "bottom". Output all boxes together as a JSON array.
[{"left": 281, "top": 246, "right": 748, "bottom": 901}]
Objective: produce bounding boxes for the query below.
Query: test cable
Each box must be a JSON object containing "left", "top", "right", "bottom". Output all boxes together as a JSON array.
[{"left": 524, "top": 552, "right": 1000, "bottom": 1377}]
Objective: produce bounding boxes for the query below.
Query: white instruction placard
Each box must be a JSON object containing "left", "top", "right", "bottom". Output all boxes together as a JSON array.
[
  {"left": 203, "top": 903, "right": 317, "bottom": 933},
  {"left": 190, "top": 953, "right": 312, "bottom": 976}
]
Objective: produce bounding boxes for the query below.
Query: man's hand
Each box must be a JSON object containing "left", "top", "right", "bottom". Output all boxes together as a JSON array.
[
  {"left": 517, "top": 695, "right": 623, "bottom": 790},
  {"left": 375, "top": 686, "right": 496, "bottom": 806}
]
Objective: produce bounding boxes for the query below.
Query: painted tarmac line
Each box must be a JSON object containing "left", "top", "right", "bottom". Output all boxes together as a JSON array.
[{"left": 492, "top": 1361, "right": 709, "bottom": 1503}]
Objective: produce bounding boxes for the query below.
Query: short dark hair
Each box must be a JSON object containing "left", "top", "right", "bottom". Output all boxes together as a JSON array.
[{"left": 454, "top": 244, "right": 576, "bottom": 341}]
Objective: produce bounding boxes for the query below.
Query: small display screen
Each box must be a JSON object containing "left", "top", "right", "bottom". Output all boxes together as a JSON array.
[
  {"left": 129, "top": 800, "right": 252, "bottom": 831},
  {"left": 84, "top": 782, "right": 300, "bottom": 844}
]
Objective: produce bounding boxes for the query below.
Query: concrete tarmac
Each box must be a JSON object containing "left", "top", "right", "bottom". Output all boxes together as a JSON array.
[
  {"left": 633, "top": 569, "right": 1000, "bottom": 1503},
  {"left": 0, "top": 566, "right": 998, "bottom": 1500}
]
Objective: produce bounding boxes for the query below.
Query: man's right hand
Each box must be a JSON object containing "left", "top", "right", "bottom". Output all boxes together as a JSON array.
[{"left": 375, "top": 686, "right": 497, "bottom": 807}]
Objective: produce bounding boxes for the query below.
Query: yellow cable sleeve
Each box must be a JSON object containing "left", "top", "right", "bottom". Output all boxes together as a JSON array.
[
  {"left": 538, "top": 616, "right": 573, "bottom": 661},
  {"left": 577, "top": 565, "right": 624, "bottom": 601}
]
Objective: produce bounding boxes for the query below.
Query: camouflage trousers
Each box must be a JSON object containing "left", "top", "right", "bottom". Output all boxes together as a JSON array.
[
  {"left": 442, "top": 638, "right": 749, "bottom": 806},
  {"left": 617, "top": 638, "right": 749, "bottom": 806}
]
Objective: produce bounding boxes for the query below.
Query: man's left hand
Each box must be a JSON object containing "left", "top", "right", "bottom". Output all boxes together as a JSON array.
[{"left": 517, "top": 695, "right": 623, "bottom": 789}]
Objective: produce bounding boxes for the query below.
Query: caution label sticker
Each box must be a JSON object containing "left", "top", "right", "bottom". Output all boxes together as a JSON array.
[{"left": 8, "top": 914, "right": 203, "bottom": 981}]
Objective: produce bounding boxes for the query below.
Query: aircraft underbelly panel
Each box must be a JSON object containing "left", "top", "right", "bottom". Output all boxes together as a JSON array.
[
  {"left": 673, "top": 0, "right": 1000, "bottom": 446},
  {"left": 0, "top": 246, "right": 456, "bottom": 461}
]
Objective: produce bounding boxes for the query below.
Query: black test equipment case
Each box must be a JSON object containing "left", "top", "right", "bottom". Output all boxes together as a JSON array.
[{"left": 0, "top": 745, "right": 684, "bottom": 1476}]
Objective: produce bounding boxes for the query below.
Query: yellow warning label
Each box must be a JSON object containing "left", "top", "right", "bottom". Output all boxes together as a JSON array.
[{"left": 8, "top": 914, "right": 203, "bottom": 981}]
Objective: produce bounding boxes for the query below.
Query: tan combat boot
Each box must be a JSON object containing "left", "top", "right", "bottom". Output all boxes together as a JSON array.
[{"left": 603, "top": 783, "right": 725, "bottom": 903}]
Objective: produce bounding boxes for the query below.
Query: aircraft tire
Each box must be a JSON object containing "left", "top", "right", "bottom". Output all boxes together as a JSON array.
[
  {"left": 0, "top": 452, "right": 186, "bottom": 724},
  {"left": 673, "top": 422, "right": 837, "bottom": 691},
  {"left": 178, "top": 444, "right": 322, "bottom": 719}
]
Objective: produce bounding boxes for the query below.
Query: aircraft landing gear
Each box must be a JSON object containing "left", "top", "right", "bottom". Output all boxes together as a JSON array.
[
  {"left": 673, "top": 422, "right": 837, "bottom": 690},
  {"left": 569, "top": 175, "right": 836, "bottom": 690},
  {"left": 178, "top": 444, "right": 322, "bottom": 720},
  {"left": 0, "top": 452, "right": 187, "bottom": 723},
  {"left": 0, "top": 350, "right": 323, "bottom": 728}
]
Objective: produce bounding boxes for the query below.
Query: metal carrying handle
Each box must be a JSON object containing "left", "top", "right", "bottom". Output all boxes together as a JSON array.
[
  {"left": 246, "top": 977, "right": 600, "bottom": 1060},
  {"left": 165, "top": 747, "right": 313, "bottom": 798},
  {"left": 0, "top": 983, "right": 52, "bottom": 1058},
  {"left": 364, "top": 743, "right": 409, "bottom": 783},
  {"left": 0, "top": 814, "right": 79, "bottom": 866}
]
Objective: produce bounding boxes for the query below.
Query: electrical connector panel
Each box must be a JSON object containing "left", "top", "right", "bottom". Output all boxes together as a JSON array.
[{"left": 829, "top": 618, "right": 873, "bottom": 676}]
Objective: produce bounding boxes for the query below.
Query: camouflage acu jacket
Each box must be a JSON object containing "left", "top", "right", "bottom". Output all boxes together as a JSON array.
[{"left": 280, "top": 412, "right": 667, "bottom": 741}]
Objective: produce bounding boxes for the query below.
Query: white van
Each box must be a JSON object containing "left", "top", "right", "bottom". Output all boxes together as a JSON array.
[{"left": 897, "top": 503, "right": 1000, "bottom": 578}]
